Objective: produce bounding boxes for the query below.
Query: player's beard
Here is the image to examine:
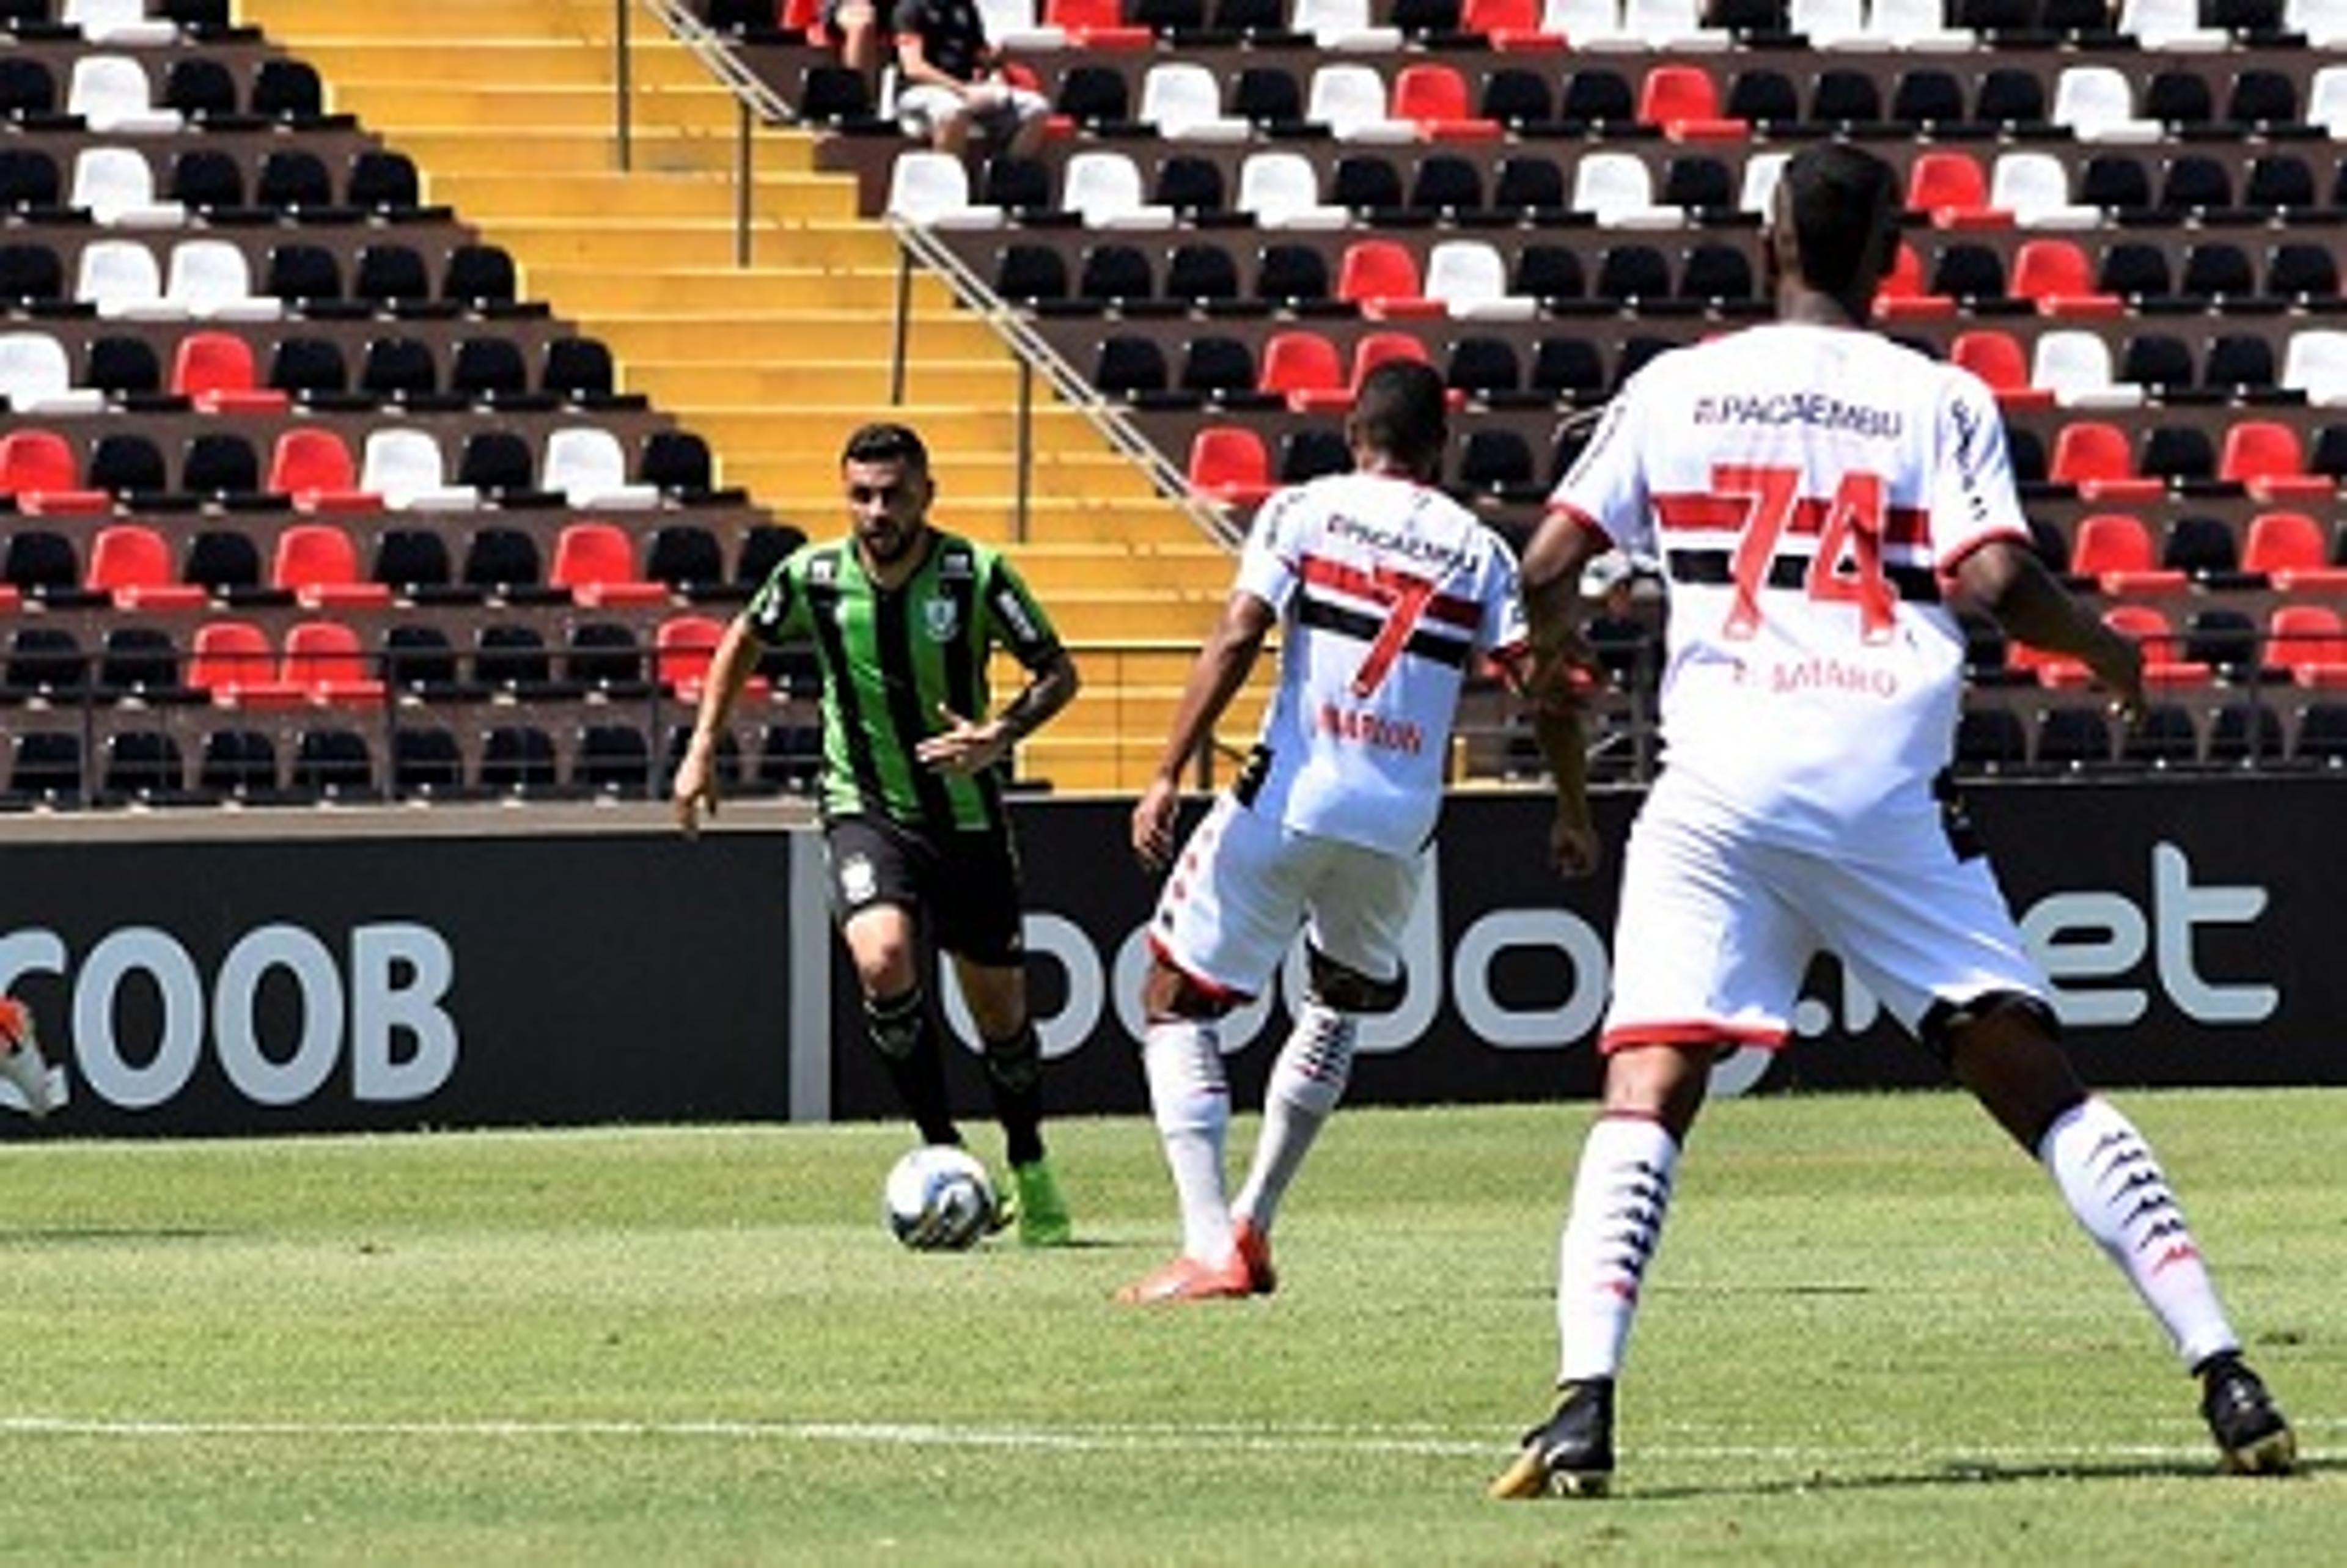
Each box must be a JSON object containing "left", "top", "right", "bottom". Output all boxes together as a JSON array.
[{"left": 859, "top": 516, "right": 923, "bottom": 569}]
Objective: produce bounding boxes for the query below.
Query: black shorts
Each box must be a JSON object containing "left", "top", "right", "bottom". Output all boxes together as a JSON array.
[{"left": 823, "top": 815, "right": 1027, "bottom": 967}]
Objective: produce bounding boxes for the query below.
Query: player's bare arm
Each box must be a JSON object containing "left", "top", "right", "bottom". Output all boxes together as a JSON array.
[
  {"left": 1132, "top": 590, "right": 1276, "bottom": 871},
  {"left": 1516, "top": 511, "right": 1606, "bottom": 878},
  {"left": 673, "top": 614, "right": 768, "bottom": 836},
  {"left": 917, "top": 646, "right": 1081, "bottom": 776},
  {"left": 1955, "top": 539, "right": 2147, "bottom": 725}
]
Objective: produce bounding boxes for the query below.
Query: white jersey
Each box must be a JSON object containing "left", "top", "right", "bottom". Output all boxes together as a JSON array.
[
  {"left": 1551, "top": 323, "right": 2031, "bottom": 857},
  {"left": 1234, "top": 470, "right": 1529, "bottom": 858}
]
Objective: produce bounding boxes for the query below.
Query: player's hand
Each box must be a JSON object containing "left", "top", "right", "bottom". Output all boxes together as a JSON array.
[
  {"left": 1131, "top": 776, "right": 1180, "bottom": 874},
  {"left": 2093, "top": 631, "right": 2147, "bottom": 729},
  {"left": 916, "top": 705, "right": 1008, "bottom": 776},
  {"left": 1550, "top": 806, "right": 1601, "bottom": 880},
  {"left": 674, "top": 739, "right": 718, "bottom": 837}
]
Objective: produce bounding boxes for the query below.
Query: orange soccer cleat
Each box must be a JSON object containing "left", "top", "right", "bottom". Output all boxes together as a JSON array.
[
  {"left": 1232, "top": 1217, "right": 1278, "bottom": 1296},
  {"left": 1113, "top": 1252, "right": 1253, "bottom": 1305}
]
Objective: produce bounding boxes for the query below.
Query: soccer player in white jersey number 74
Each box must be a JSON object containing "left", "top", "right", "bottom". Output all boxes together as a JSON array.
[
  {"left": 1123, "top": 360, "right": 1592, "bottom": 1305},
  {"left": 1489, "top": 143, "right": 2296, "bottom": 1498}
]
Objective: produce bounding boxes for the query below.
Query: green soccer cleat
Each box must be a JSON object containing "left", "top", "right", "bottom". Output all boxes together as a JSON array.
[{"left": 1010, "top": 1156, "right": 1073, "bottom": 1247}]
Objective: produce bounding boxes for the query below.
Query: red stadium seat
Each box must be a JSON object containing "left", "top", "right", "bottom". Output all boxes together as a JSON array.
[
  {"left": 1186, "top": 425, "right": 1273, "bottom": 505},
  {"left": 2268, "top": 604, "right": 2347, "bottom": 686},
  {"left": 190, "top": 619, "right": 303, "bottom": 706},
  {"left": 0, "top": 429, "right": 109, "bottom": 514},
  {"left": 1045, "top": 0, "right": 1152, "bottom": 46},
  {"left": 2242, "top": 510, "right": 2347, "bottom": 590},
  {"left": 267, "top": 428, "right": 380, "bottom": 513},
  {"left": 2011, "top": 239, "right": 2122, "bottom": 317},
  {"left": 656, "top": 613, "right": 767, "bottom": 702},
  {"left": 2219, "top": 420, "right": 2332, "bottom": 500},
  {"left": 272, "top": 521, "right": 394, "bottom": 607},
  {"left": 1461, "top": 0, "right": 1565, "bottom": 48},
  {"left": 1637, "top": 65, "right": 1746, "bottom": 140},
  {"left": 2070, "top": 512, "right": 2186, "bottom": 595},
  {"left": 171, "top": 331, "right": 289, "bottom": 414},
  {"left": 1260, "top": 329, "right": 1346, "bottom": 411},
  {"left": 87, "top": 523, "right": 205, "bottom": 610},
  {"left": 1906, "top": 150, "right": 2004, "bottom": 227},
  {"left": 1873, "top": 240, "right": 1953, "bottom": 321},
  {"left": 1337, "top": 240, "right": 1442, "bottom": 319},
  {"left": 2107, "top": 603, "right": 2213, "bottom": 689},
  {"left": 551, "top": 521, "right": 668, "bottom": 607},
  {"left": 1950, "top": 329, "right": 2052, "bottom": 409},
  {"left": 279, "top": 618, "right": 386, "bottom": 703},
  {"left": 2049, "top": 421, "right": 2161, "bottom": 501},
  {"left": 1390, "top": 64, "right": 1502, "bottom": 139}
]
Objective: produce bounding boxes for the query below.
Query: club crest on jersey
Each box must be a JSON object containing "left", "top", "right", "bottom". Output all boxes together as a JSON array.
[
  {"left": 924, "top": 595, "right": 960, "bottom": 640},
  {"left": 837, "top": 852, "right": 878, "bottom": 907}
]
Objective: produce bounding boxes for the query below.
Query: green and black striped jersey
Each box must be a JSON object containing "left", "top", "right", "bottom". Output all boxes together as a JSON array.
[{"left": 746, "top": 530, "right": 1062, "bottom": 833}]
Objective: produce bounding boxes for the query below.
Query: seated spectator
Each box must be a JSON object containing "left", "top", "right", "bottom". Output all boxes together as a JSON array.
[{"left": 892, "top": 0, "right": 1048, "bottom": 159}]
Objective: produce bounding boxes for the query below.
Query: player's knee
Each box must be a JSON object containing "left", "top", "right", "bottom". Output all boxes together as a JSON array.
[
  {"left": 1144, "top": 960, "right": 1242, "bottom": 1023},
  {"left": 1305, "top": 945, "right": 1403, "bottom": 1016}
]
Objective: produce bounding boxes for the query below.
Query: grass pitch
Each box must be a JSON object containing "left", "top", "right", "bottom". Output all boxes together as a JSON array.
[{"left": 0, "top": 1089, "right": 2334, "bottom": 1564}]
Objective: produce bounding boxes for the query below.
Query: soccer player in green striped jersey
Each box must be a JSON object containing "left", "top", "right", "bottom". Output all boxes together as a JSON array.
[{"left": 674, "top": 423, "right": 1081, "bottom": 1245}]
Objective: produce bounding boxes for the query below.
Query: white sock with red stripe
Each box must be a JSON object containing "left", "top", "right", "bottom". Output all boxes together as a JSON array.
[
  {"left": 2038, "top": 1097, "right": 2239, "bottom": 1369},
  {"left": 1554, "top": 1114, "right": 1680, "bottom": 1384},
  {"left": 1233, "top": 1002, "right": 1356, "bottom": 1235},
  {"left": 1142, "top": 1019, "right": 1233, "bottom": 1264}
]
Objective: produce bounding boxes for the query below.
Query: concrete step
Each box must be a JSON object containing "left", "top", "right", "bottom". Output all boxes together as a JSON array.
[
  {"left": 534, "top": 266, "right": 942, "bottom": 318},
  {"left": 392, "top": 126, "right": 818, "bottom": 178},
  {"left": 243, "top": 0, "right": 620, "bottom": 32},
  {"left": 595, "top": 312, "right": 1000, "bottom": 358},
  {"left": 430, "top": 172, "right": 860, "bottom": 225},
  {"left": 482, "top": 221, "right": 902, "bottom": 269},
  {"left": 292, "top": 39, "right": 718, "bottom": 89},
  {"left": 626, "top": 359, "right": 1019, "bottom": 404}
]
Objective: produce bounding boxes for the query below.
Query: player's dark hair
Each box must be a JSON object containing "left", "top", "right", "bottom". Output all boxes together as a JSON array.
[
  {"left": 840, "top": 422, "right": 930, "bottom": 473},
  {"left": 1349, "top": 359, "right": 1448, "bottom": 469},
  {"left": 1779, "top": 144, "right": 1900, "bottom": 298}
]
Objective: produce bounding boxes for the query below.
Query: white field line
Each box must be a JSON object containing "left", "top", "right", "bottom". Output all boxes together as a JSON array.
[{"left": 0, "top": 1415, "right": 2324, "bottom": 1464}]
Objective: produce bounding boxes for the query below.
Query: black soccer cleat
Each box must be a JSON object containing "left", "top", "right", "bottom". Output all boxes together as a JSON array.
[
  {"left": 2197, "top": 1354, "right": 2297, "bottom": 1476},
  {"left": 1488, "top": 1379, "right": 1616, "bottom": 1499}
]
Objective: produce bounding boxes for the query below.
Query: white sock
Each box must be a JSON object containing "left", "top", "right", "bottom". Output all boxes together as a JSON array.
[
  {"left": 1233, "top": 1002, "right": 1355, "bottom": 1234},
  {"left": 1142, "top": 1019, "right": 1232, "bottom": 1264},
  {"left": 1555, "top": 1114, "right": 1680, "bottom": 1385},
  {"left": 2040, "top": 1097, "right": 2239, "bottom": 1369}
]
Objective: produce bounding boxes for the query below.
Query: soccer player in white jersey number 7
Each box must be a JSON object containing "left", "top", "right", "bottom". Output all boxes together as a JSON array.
[
  {"left": 1123, "top": 361, "right": 1592, "bottom": 1304},
  {"left": 1490, "top": 144, "right": 2296, "bottom": 1497}
]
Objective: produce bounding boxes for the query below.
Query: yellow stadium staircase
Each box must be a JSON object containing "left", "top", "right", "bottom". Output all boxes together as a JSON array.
[{"left": 234, "top": 0, "right": 1259, "bottom": 791}]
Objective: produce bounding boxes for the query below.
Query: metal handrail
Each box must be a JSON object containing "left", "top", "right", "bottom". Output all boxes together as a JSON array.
[
  {"left": 892, "top": 219, "right": 1244, "bottom": 549},
  {"left": 622, "top": 0, "right": 1238, "bottom": 546}
]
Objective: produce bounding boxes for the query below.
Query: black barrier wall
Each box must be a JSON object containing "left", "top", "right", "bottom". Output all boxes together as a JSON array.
[
  {"left": 0, "top": 830, "right": 795, "bottom": 1136},
  {"left": 832, "top": 779, "right": 2344, "bottom": 1123},
  {"left": 0, "top": 779, "right": 2332, "bottom": 1137}
]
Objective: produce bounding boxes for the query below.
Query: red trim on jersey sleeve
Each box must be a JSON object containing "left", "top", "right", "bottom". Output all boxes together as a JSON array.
[
  {"left": 1544, "top": 500, "right": 1614, "bottom": 547},
  {"left": 1598, "top": 1020, "right": 1791, "bottom": 1054},
  {"left": 1483, "top": 637, "right": 1533, "bottom": 692},
  {"left": 1935, "top": 526, "right": 2035, "bottom": 578},
  {"left": 1145, "top": 932, "right": 1257, "bottom": 1007}
]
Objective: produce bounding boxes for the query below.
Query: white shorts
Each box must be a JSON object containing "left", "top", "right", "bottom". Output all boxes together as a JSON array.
[
  {"left": 1600, "top": 794, "right": 2049, "bottom": 1053},
  {"left": 896, "top": 81, "right": 1048, "bottom": 142},
  {"left": 1148, "top": 793, "right": 1420, "bottom": 1002}
]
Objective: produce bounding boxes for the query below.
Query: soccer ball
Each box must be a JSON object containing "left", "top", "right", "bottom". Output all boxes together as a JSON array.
[{"left": 883, "top": 1145, "right": 999, "bottom": 1251}]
